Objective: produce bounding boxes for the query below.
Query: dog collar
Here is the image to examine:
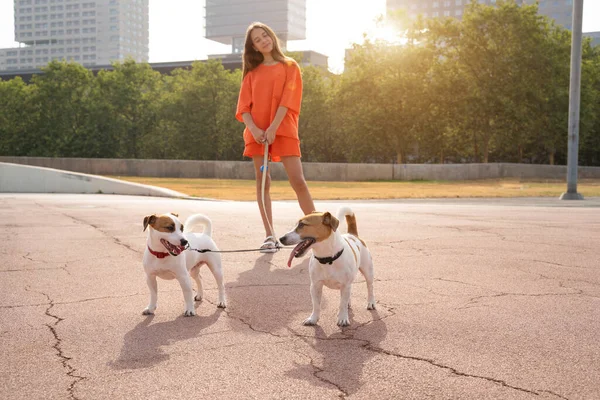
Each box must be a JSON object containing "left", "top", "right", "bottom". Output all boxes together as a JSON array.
[
  {"left": 315, "top": 249, "right": 344, "bottom": 265},
  {"left": 148, "top": 245, "right": 170, "bottom": 259}
]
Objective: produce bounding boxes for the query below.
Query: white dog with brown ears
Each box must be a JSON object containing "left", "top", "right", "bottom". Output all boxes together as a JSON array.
[
  {"left": 142, "top": 212, "right": 226, "bottom": 316},
  {"left": 279, "top": 207, "right": 375, "bottom": 326}
]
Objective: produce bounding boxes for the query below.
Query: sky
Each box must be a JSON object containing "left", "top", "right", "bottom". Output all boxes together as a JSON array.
[{"left": 1, "top": 0, "right": 599, "bottom": 73}]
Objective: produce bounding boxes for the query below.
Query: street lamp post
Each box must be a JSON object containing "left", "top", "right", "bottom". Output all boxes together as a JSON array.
[{"left": 560, "top": 0, "right": 584, "bottom": 200}]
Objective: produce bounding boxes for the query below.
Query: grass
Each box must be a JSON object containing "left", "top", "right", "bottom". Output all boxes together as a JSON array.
[{"left": 107, "top": 176, "right": 600, "bottom": 201}]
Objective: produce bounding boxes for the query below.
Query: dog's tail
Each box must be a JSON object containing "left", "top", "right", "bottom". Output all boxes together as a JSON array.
[
  {"left": 337, "top": 207, "right": 359, "bottom": 237},
  {"left": 184, "top": 214, "right": 212, "bottom": 237}
]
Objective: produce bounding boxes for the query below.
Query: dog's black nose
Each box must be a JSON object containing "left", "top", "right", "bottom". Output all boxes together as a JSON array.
[{"left": 180, "top": 239, "right": 188, "bottom": 247}]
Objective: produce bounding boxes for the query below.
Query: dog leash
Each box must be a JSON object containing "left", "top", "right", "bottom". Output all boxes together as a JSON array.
[
  {"left": 186, "top": 141, "right": 285, "bottom": 255},
  {"left": 185, "top": 245, "right": 279, "bottom": 254},
  {"left": 185, "top": 243, "right": 294, "bottom": 254},
  {"left": 261, "top": 141, "right": 281, "bottom": 248}
]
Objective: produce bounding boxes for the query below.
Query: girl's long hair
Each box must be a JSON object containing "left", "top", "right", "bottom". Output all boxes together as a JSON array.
[{"left": 242, "top": 22, "right": 290, "bottom": 78}]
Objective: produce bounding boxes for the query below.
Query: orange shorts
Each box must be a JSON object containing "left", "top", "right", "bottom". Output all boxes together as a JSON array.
[{"left": 243, "top": 135, "right": 301, "bottom": 162}]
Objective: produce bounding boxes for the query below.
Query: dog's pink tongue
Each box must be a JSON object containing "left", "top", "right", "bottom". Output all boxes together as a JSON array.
[
  {"left": 287, "top": 244, "right": 302, "bottom": 268},
  {"left": 288, "top": 241, "right": 304, "bottom": 268},
  {"left": 287, "top": 250, "right": 295, "bottom": 268}
]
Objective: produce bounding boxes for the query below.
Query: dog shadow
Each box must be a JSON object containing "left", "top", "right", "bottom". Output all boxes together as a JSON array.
[
  {"left": 228, "top": 253, "right": 387, "bottom": 395},
  {"left": 286, "top": 309, "right": 388, "bottom": 396},
  {"left": 109, "top": 308, "right": 222, "bottom": 370}
]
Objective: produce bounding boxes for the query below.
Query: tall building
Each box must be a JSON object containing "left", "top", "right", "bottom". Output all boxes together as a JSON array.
[
  {"left": 0, "top": 0, "right": 149, "bottom": 72},
  {"left": 387, "top": 0, "right": 574, "bottom": 30},
  {"left": 205, "top": 0, "right": 306, "bottom": 54},
  {"left": 204, "top": 0, "right": 327, "bottom": 69}
]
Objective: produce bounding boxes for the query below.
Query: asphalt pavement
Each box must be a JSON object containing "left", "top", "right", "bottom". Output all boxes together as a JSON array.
[{"left": 1, "top": 194, "right": 599, "bottom": 399}]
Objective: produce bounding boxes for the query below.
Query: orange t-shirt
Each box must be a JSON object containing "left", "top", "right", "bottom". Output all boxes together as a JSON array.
[{"left": 235, "top": 59, "right": 303, "bottom": 146}]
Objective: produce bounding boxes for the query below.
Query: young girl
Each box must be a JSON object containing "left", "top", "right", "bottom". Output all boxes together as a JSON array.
[{"left": 236, "top": 22, "right": 315, "bottom": 253}]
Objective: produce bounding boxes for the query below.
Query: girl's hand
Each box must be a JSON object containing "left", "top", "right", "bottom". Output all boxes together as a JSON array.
[
  {"left": 265, "top": 125, "right": 277, "bottom": 144},
  {"left": 251, "top": 128, "right": 266, "bottom": 144}
]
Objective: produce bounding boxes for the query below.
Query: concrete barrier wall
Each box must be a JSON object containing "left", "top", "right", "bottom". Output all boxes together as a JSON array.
[
  {"left": 1, "top": 156, "right": 599, "bottom": 181},
  {"left": 0, "top": 162, "right": 188, "bottom": 197}
]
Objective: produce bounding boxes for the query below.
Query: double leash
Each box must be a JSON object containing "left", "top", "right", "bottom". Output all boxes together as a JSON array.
[{"left": 187, "top": 140, "right": 288, "bottom": 255}]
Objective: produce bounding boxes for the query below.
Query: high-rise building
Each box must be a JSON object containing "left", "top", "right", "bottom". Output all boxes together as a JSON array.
[
  {"left": 0, "top": 0, "right": 149, "bottom": 72},
  {"left": 387, "top": 0, "right": 574, "bottom": 30},
  {"left": 205, "top": 0, "right": 306, "bottom": 54}
]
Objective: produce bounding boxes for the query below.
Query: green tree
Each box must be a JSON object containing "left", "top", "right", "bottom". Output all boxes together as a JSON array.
[
  {"left": 0, "top": 77, "right": 37, "bottom": 156},
  {"left": 95, "top": 59, "right": 163, "bottom": 159},
  {"left": 298, "top": 66, "right": 346, "bottom": 162},
  {"left": 159, "top": 60, "right": 243, "bottom": 161}
]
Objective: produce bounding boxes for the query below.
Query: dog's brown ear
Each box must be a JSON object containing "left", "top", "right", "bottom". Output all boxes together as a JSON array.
[
  {"left": 143, "top": 215, "right": 157, "bottom": 232},
  {"left": 170, "top": 212, "right": 179, "bottom": 217},
  {"left": 323, "top": 212, "right": 340, "bottom": 232}
]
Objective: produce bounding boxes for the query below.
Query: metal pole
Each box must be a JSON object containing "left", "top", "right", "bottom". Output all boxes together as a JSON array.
[{"left": 560, "top": 0, "right": 584, "bottom": 200}]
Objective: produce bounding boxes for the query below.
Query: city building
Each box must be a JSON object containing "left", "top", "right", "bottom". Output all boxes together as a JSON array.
[
  {"left": 0, "top": 0, "right": 149, "bottom": 72},
  {"left": 205, "top": 0, "right": 306, "bottom": 54},
  {"left": 204, "top": 0, "right": 327, "bottom": 69},
  {"left": 387, "top": 0, "right": 574, "bottom": 30}
]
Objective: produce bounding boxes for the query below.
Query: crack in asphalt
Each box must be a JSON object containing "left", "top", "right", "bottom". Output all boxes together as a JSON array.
[
  {"left": 406, "top": 283, "right": 463, "bottom": 298},
  {"left": 2, "top": 267, "right": 67, "bottom": 273},
  {"left": 203, "top": 298, "right": 287, "bottom": 340},
  {"left": 439, "top": 225, "right": 509, "bottom": 241},
  {"left": 516, "top": 266, "right": 600, "bottom": 291},
  {"left": 62, "top": 213, "right": 142, "bottom": 255},
  {"left": 459, "top": 290, "right": 584, "bottom": 310},
  {"left": 25, "top": 287, "right": 86, "bottom": 400},
  {"left": 434, "top": 278, "right": 485, "bottom": 288},
  {"left": 538, "top": 390, "right": 570, "bottom": 400},
  {"left": 503, "top": 239, "right": 593, "bottom": 252},
  {"left": 526, "top": 259, "right": 591, "bottom": 270},
  {"left": 0, "top": 293, "right": 145, "bottom": 309},
  {"left": 353, "top": 303, "right": 550, "bottom": 396},
  {"left": 310, "top": 357, "right": 349, "bottom": 399},
  {"left": 362, "top": 343, "right": 541, "bottom": 396},
  {"left": 216, "top": 297, "right": 566, "bottom": 398},
  {"left": 288, "top": 347, "right": 349, "bottom": 398}
]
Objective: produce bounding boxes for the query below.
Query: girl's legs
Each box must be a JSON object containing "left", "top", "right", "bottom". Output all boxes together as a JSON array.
[
  {"left": 281, "top": 156, "right": 315, "bottom": 215},
  {"left": 252, "top": 156, "right": 275, "bottom": 238}
]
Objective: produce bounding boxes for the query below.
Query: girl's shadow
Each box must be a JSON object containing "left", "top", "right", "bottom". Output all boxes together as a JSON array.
[{"left": 225, "top": 253, "right": 315, "bottom": 335}]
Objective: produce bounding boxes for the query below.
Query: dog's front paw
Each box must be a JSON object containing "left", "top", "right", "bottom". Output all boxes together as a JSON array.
[
  {"left": 367, "top": 302, "right": 376, "bottom": 310},
  {"left": 194, "top": 294, "right": 202, "bottom": 302},
  {"left": 337, "top": 316, "right": 350, "bottom": 327},
  {"left": 183, "top": 309, "right": 196, "bottom": 317},
  {"left": 142, "top": 308, "right": 155, "bottom": 315},
  {"left": 216, "top": 301, "right": 226, "bottom": 309},
  {"left": 302, "top": 316, "right": 318, "bottom": 326}
]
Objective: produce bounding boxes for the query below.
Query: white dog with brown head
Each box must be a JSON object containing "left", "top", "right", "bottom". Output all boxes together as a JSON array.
[
  {"left": 142, "top": 212, "right": 226, "bottom": 316},
  {"left": 279, "top": 207, "right": 375, "bottom": 326}
]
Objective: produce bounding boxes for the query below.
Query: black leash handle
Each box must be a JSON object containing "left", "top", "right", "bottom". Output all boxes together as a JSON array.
[
  {"left": 188, "top": 247, "right": 272, "bottom": 254},
  {"left": 186, "top": 244, "right": 292, "bottom": 254}
]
